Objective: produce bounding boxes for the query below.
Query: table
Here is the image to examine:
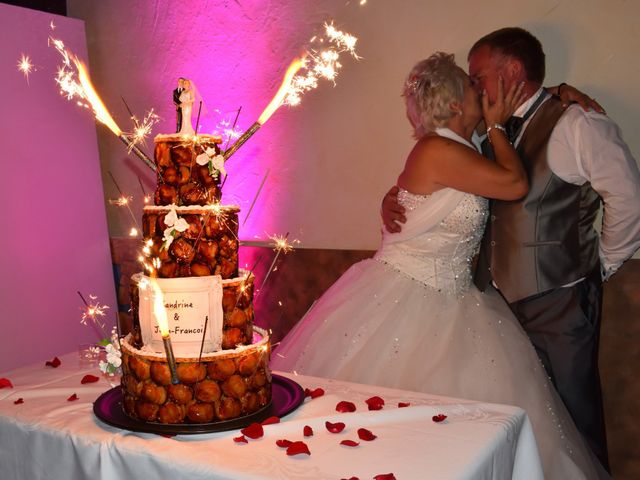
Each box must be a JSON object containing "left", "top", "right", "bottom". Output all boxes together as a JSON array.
[{"left": 0, "top": 352, "right": 543, "bottom": 479}]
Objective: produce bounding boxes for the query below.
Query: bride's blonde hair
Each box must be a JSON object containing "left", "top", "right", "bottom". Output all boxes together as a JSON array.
[{"left": 403, "top": 52, "right": 466, "bottom": 139}]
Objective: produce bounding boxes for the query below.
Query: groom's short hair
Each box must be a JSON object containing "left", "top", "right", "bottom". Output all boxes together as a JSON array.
[{"left": 469, "top": 27, "right": 546, "bottom": 84}]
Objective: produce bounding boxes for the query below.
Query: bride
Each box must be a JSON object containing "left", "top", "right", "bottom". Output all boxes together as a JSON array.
[
  {"left": 271, "top": 52, "right": 607, "bottom": 479},
  {"left": 178, "top": 78, "right": 196, "bottom": 136}
]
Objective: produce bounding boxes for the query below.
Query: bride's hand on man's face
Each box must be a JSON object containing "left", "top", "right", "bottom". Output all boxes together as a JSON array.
[{"left": 482, "top": 77, "right": 526, "bottom": 126}]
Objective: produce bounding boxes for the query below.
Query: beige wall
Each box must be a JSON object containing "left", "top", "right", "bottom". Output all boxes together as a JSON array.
[{"left": 68, "top": 0, "right": 640, "bottom": 252}]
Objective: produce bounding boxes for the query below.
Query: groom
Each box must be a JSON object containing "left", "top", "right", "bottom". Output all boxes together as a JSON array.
[
  {"left": 173, "top": 77, "right": 185, "bottom": 133},
  {"left": 383, "top": 27, "right": 640, "bottom": 470}
]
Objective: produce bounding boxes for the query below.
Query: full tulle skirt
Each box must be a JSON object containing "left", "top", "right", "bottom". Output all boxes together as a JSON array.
[{"left": 271, "top": 258, "right": 607, "bottom": 479}]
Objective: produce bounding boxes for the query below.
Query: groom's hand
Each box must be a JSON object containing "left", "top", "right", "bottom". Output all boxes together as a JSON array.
[{"left": 382, "top": 186, "right": 406, "bottom": 233}]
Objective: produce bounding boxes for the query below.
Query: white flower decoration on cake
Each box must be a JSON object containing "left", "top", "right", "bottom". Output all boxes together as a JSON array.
[
  {"left": 162, "top": 207, "right": 190, "bottom": 249},
  {"left": 196, "top": 147, "right": 227, "bottom": 180}
]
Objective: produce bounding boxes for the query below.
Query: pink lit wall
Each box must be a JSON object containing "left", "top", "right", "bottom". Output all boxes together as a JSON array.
[
  {"left": 66, "top": 0, "right": 640, "bottom": 252},
  {"left": 0, "top": 4, "right": 117, "bottom": 371}
]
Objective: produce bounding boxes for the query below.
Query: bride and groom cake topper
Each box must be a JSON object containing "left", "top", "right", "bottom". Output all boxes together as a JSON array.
[{"left": 173, "top": 77, "right": 196, "bottom": 135}]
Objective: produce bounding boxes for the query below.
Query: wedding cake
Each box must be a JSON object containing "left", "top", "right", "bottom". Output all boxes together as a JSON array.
[{"left": 120, "top": 97, "right": 271, "bottom": 425}]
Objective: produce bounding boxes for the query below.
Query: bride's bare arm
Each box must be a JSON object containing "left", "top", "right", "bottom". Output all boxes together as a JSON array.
[{"left": 399, "top": 79, "right": 528, "bottom": 201}]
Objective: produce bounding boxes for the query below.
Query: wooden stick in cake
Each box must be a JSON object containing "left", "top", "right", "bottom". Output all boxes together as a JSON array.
[
  {"left": 197, "top": 315, "right": 209, "bottom": 364},
  {"left": 242, "top": 168, "right": 270, "bottom": 226},
  {"left": 195, "top": 101, "right": 203, "bottom": 134},
  {"left": 151, "top": 280, "right": 179, "bottom": 384}
]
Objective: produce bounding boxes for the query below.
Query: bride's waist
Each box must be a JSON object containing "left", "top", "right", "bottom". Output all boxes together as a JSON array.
[{"left": 374, "top": 248, "right": 472, "bottom": 295}]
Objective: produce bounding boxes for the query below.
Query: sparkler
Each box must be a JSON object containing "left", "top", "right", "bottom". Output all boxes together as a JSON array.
[
  {"left": 223, "top": 22, "right": 359, "bottom": 161},
  {"left": 77, "top": 291, "right": 110, "bottom": 340},
  {"left": 17, "top": 54, "right": 34, "bottom": 83},
  {"left": 50, "top": 37, "right": 156, "bottom": 171},
  {"left": 107, "top": 171, "right": 140, "bottom": 236},
  {"left": 260, "top": 232, "right": 298, "bottom": 290},
  {"left": 150, "top": 279, "right": 179, "bottom": 384}
]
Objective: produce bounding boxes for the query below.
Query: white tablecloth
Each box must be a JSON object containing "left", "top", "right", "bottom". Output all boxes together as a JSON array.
[{"left": 0, "top": 352, "right": 543, "bottom": 479}]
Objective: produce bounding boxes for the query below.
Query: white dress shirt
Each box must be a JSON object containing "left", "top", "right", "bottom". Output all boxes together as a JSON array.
[{"left": 511, "top": 88, "right": 640, "bottom": 280}]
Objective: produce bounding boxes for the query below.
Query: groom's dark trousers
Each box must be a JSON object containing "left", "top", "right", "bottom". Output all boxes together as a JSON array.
[{"left": 505, "top": 267, "right": 609, "bottom": 471}]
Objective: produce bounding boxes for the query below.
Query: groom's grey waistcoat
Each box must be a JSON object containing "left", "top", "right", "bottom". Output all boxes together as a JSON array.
[{"left": 475, "top": 96, "right": 601, "bottom": 303}]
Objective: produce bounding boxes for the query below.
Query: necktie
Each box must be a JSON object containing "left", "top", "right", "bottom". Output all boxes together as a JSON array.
[{"left": 505, "top": 116, "right": 524, "bottom": 143}]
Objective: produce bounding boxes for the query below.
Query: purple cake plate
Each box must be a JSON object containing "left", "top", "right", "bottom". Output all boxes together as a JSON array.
[{"left": 93, "top": 374, "right": 304, "bottom": 435}]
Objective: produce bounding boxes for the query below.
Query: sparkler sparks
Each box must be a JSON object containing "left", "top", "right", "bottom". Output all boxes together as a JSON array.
[
  {"left": 17, "top": 54, "right": 34, "bottom": 82},
  {"left": 50, "top": 36, "right": 155, "bottom": 170},
  {"left": 259, "top": 232, "right": 299, "bottom": 290},
  {"left": 223, "top": 22, "right": 359, "bottom": 161},
  {"left": 128, "top": 109, "right": 161, "bottom": 150},
  {"left": 283, "top": 23, "right": 360, "bottom": 108},
  {"left": 269, "top": 233, "right": 297, "bottom": 254},
  {"left": 77, "top": 291, "right": 110, "bottom": 341}
]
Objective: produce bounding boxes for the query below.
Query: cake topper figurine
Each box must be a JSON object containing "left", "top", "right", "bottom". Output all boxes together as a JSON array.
[
  {"left": 173, "top": 77, "right": 185, "bottom": 133},
  {"left": 177, "top": 78, "right": 196, "bottom": 136}
]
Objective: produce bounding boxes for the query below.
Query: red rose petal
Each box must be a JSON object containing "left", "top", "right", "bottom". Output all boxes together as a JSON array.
[
  {"left": 160, "top": 433, "right": 176, "bottom": 438},
  {"left": 341, "top": 477, "right": 360, "bottom": 480},
  {"left": 14, "top": 398, "right": 24, "bottom": 405},
  {"left": 304, "top": 387, "right": 325, "bottom": 399},
  {"left": 67, "top": 393, "right": 78, "bottom": 401},
  {"left": 286, "top": 441, "right": 310, "bottom": 456},
  {"left": 303, "top": 425, "right": 313, "bottom": 437},
  {"left": 432, "top": 414, "right": 448, "bottom": 423},
  {"left": 398, "top": 402, "right": 411, "bottom": 408},
  {"left": 240, "top": 422, "right": 264, "bottom": 439},
  {"left": 357, "top": 428, "right": 377, "bottom": 441},
  {"left": 45, "top": 356, "right": 61, "bottom": 368},
  {"left": 261, "top": 416, "right": 280, "bottom": 425},
  {"left": 325, "top": 421, "right": 346, "bottom": 433},
  {"left": 336, "top": 400, "right": 356, "bottom": 413},
  {"left": 0, "top": 378, "right": 13, "bottom": 389},
  {"left": 276, "top": 439, "right": 293, "bottom": 448},
  {"left": 340, "top": 439, "right": 360, "bottom": 447},
  {"left": 233, "top": 435, "right": 248, "bottom": 443},
  {"left": 365, "top": 395, "right": 385, "bottom": 411},
  {"left": 80, "top": 374, "right": 100, "bottom": 384},
  {"left": 374, "top": 474, "right": 396, "bottom": 480}
]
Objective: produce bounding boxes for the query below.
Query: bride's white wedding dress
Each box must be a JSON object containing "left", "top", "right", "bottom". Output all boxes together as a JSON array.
[{"left": 272, "top": 128, "right": 607, "bottom": 479}]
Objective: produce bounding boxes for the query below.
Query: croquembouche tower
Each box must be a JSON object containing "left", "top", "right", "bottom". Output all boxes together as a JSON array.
[{"left": 119, "top": 83, "right": 271, "bottom": 425}]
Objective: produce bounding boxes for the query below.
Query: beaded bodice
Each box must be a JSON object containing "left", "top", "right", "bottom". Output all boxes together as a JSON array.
[{"left": 375, "top": 189, "right": 488, "bottom": 296}]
